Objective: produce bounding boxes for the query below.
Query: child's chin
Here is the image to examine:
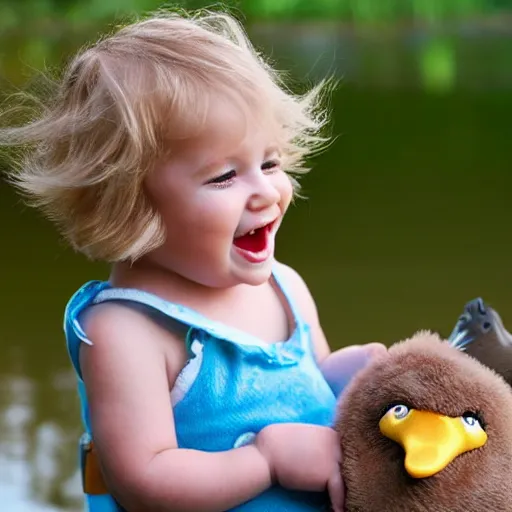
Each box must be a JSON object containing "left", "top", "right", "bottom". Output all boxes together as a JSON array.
[{"left": 235, "top": 262, "right": 274, "bottom": 286}]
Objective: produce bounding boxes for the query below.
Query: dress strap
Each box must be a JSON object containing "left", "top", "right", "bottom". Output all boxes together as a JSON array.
[
  {"left": 64, "top": 266, "right": 311, "bottom": 380},
  {"left": 64, "top": 281, "right": 110, "bottom": 380},
  {"left": 270, "top": 264, "right": 306, "bottom": 330},
  {"left": 91, "top": 286, "right": 273, "bottom": 347}
]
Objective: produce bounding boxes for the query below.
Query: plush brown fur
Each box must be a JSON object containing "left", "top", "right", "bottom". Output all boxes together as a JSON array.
[{"left": 336, "top": 331, "right": 512, "bottom": 512}]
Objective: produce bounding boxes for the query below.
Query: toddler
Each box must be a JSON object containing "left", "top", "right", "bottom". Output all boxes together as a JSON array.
[{"left": 1, "top": 9, "right": 385, "bottom": 512}]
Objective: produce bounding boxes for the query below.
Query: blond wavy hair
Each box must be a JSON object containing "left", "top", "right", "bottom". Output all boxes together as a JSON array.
[{"left": 1, "top": 9, "right": 333, "bottom": 262}]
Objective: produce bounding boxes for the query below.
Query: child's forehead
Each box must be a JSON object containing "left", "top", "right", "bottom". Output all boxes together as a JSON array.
[
  {"left": 175, "top": 93, "right": 281, "bottom": 156},
  {"left": 204, "top": 95, "right": 250, "bottom": 140}
]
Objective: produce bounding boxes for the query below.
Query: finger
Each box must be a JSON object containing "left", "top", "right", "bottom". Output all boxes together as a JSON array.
[{"left": 327, "top": 466, "right": 345, "bottom": 512}]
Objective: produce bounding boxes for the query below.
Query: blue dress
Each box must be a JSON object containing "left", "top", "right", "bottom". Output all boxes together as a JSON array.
[{"left": 64, "top": 266, "right": 337, "bottom": 511}]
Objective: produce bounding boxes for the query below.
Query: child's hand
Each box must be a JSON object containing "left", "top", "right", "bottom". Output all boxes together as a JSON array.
[
  {"left": 255, "top": 423, "right": 344, "bottom": 512},
  {"left": 320, "top": 343, "right": 388, "bottom": 397}
]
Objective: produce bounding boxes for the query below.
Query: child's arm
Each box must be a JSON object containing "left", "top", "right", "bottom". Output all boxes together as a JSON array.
[
  {"left": 79, "top": 301, "right": 341, "bottom": 512},
  {"left": 80, "top": 303, "right": 272, "bottom": 511}
]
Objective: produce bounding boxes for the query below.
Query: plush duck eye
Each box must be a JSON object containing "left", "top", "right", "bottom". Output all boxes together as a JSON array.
[
  {"left": 391, "top": 404, "right": 410, "bottom": 420},
  {"left": 380, "top": 402, "right": 411, "bottom": 420},
  {"left": 461, "top": 412, "right": 485, "bottom": 432}
]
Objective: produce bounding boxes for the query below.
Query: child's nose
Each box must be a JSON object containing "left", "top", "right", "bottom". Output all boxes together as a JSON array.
[{"left": 247, "top": 178, "right": 281, "bottom": 211}]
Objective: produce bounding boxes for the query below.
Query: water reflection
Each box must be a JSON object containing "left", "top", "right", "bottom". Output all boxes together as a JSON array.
[
  {"left": 1, "top": 21, "right": 512, "bottom": 511},
  {"left": 0, "top": 372, "right": 81, "bottom": 510}
]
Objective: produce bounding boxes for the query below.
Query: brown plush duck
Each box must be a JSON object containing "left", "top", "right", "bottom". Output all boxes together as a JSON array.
[
  {"left": 449, "top": 297, "right": 512, "bottom": 387},
  {"left": 336, "top": 331, "right": 512, "bottom": 512}
]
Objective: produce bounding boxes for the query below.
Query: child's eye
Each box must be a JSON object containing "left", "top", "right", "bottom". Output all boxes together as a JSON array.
[
  {"left": 206, "top": 170, "right": 236, "bottom": 187},
  {"left": 261, "top": 160, "right": 280, "bottom": 173}
]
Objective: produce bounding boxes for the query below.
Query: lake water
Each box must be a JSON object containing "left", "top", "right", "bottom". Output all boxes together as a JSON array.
[{"left": 1, "top": 19, "right": 511, "bottom": 511}]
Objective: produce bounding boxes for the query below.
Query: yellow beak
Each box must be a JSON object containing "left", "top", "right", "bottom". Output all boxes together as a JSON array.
[{"left": 379, "top": 408, "right": 487, "bottom": 478}]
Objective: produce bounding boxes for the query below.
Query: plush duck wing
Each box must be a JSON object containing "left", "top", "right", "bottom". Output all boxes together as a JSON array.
[{"left": 449, "top": 298, "right": 512, "bottom": 387}]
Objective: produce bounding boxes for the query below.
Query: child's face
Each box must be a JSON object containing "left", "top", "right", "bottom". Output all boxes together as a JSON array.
[{"left": 144, "top": 97, "right": 293, "bottom": 288}]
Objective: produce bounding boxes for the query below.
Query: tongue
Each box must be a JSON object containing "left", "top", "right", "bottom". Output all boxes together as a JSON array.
[{"left": 234, "top": 227, "right": 267, "bottom": 253}]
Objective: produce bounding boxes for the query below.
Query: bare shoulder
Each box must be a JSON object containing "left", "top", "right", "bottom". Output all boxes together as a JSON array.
[
  {"left": 81, "top": 300, "right": 168, "bottom": 342},
  {"left": 274, "top": 261, "right": 331, "bottom": 361},
  {"left": 80, "top": 301, "right": 151, "bottom": 347},
  {"left": 80, "top": 301, "right": 188, "bottom": 377}
]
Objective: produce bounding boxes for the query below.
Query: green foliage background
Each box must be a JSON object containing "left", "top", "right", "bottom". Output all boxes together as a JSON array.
[{"left": 0, "top": 0, "right": 510, "bottom": 32}]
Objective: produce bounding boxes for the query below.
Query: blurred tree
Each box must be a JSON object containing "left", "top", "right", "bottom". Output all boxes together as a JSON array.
[
  {"left": 0, "top": 0, "right": 509, "bottom": 29},
  {"left": 420, "top": 38, "right": 456, "bottom": 93}
]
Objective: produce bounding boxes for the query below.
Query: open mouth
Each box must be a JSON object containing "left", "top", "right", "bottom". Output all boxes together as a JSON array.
[{"left": 233, "top": 221, "right": 275, "bottom": 262}]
